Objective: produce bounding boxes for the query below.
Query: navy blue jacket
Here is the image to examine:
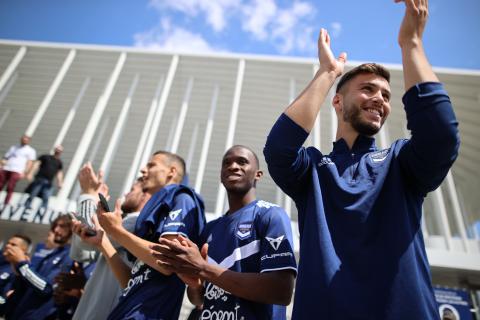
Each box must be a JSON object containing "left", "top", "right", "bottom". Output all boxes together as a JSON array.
[
  {"left": 5, "top": 243, "right": 73, "bottom": 320},
  {"left": 264, "top": 82, "right": 460, "bottom": 320}
]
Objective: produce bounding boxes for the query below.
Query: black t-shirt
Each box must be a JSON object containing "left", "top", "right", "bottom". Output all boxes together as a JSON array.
[{"left": 36, "top": 155, "right": 63, "bottom": 181}]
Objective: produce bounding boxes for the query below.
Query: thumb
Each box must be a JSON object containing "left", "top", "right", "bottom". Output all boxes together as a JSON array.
[
  {"left": 97, "top": 170, "right": 104, "bottom": 183},
  {"left": 201, "top": 243, "right": 209, "bottom": 260},
  {"left": 338, "top": 52, "right": 347, "bottom": 65}
]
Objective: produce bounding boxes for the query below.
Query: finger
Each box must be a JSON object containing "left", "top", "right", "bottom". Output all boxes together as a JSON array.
[
  {"left": 201, "top": 243, "right": 209, "bottom": 260},
  {"left": 114, "top": 198, "right": 122, "bottom": 213},
  {"left": 338, "top": 52, "right": 347, "bottom": 64},
  {"left": 97, "top": 170, "right": 104, "bottom": 183}
]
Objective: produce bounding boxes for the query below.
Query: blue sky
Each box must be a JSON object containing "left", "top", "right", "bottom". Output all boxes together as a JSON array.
[{"left": 1, "top": 0, "right": 479, "bottom": 70}]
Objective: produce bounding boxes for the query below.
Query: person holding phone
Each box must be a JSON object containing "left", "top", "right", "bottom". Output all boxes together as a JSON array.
[
  {"left": 69, "top": 163, "right": 150, "bottom": 320},
  {"left": 76, "top": 151, "right": 206, "bottom": 320}
]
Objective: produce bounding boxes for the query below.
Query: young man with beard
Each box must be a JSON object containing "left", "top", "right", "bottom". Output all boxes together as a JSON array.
[
  {"left": 3, "top": 215, "right": 74, "bottom": 319},
  {"left": 80, "top": 151, "right": 205, "bottom": 320},
  {"left": 69, "top": 162, "right": 150, "bottom": 320},
  {"left": 153, "top": 145, "right": 297, "bottom": 319},
  {"left": 263, "top": 0, "right": 460, "bottom": 319}
]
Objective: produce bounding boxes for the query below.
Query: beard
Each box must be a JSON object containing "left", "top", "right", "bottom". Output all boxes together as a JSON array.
[{"left": 343, "top": 102, "right": 384, "bottom": 136}]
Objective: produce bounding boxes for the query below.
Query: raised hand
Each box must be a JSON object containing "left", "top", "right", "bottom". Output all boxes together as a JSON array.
[
  {"left": 317, "top": 28, "right": 347, "bottom": 78},
  {"left": 96, "top": 198, "right": 123, "bottom": 236},
  {"left": 78, "top": 162, "right": 108, "bottom": 197},
  {"left": 395, "top": 0, "right": 428, "bottom": 47}
]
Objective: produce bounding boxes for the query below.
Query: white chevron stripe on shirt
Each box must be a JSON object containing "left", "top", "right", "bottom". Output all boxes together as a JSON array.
[
  {"left": 19, "top": 264, "right": 47, "bottom": 291},
  {"left": 208, "top": 240, "right": 261, "bottom": 270}
]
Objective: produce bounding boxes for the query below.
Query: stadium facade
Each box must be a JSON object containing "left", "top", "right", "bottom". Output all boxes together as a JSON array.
[{"left": 0, "top": 39, "right": 479, "bottom": 318}]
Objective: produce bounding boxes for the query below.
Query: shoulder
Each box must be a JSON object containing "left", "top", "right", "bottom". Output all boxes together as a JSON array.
[{"left": 254, "top": 200, "right": 289, "bottom": 223}]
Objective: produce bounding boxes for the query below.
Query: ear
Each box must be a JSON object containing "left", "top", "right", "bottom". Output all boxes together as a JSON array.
[
  {"left": 168, "top": 166, "right": 176, "bottom": 179},
  {"left": 332, "top": 93, "right": 343, "bottom": 114},
  {"left": 255, "top": 170, "right": 263, "bottom": 181}
]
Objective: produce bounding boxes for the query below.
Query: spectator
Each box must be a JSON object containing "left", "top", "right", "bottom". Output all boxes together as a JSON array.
[
  {"left": 0, "top": 134, "right": 36, "bottom": 207},
  {"left": 24, "top": 145, "right": 64, "bottom": 211}
]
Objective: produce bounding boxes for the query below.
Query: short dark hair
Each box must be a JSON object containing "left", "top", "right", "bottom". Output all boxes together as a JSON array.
[
  {"left": 226, "top": 145, "right": 260, "bottom": 168},
  {"left": 11, "top": 234, "right": 32, "bottom": 246},
  {"left": 51, "top": 214, "right": 73, "bottom": 232},
  {"left": 153, "top": 150, "right": 186, "bottom": 183},
  {"left": 336, "top": 63, "right": 390, "bottom": 93}
]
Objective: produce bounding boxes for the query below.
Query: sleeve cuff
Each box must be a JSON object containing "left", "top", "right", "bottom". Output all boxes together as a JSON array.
[
  {"left": 77, "top": 193, "right": 97, "bottom": 203},
  {"left": 402, "top": 82, "right": 448, "bottom": 115}
]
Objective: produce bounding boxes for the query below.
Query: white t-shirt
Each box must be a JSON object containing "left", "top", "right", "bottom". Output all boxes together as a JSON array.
[{"left": 3, "top": 144, "right": 36, "bottom": 173}]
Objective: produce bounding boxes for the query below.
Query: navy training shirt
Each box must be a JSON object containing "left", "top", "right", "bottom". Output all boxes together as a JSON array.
[
  {"left": 107, "top": 184, "right": 206, "bottom": 320},
  {"left": 264, "top": 82, "right": 460, "bottom": 320},
  {"left": 200, "top": 200, "right": 297, "bottom": 320}
]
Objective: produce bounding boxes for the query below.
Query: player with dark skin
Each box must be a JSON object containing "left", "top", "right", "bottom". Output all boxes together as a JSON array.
[{"left": 151, "top": 146, "right": 295, "bottom": 307}]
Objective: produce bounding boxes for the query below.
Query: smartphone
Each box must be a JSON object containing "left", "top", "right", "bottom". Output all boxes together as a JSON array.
[
  {"left": 98, "top": 193, "right": 110, "bottom": 212},
  {"left": 68, "top": 212, "right": 97, "bottom": 237}
]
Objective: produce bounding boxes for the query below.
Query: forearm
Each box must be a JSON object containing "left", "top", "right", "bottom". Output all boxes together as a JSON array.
[
  {"left": 187, "top": 285, "right": 205, "bottom": 307},
  {"left": 108, "top": 227, "right": 173, "bottom": 276},
  {"left": 200, "top": 266, "right": 294, "bottom": 305},
  {"left": 400, "top": 42, "right": 439, "bottom": 91},
  {"left": 99, "top": 237, "right": 131, "bottom": 288},
  {"left": 284, "top": 69, "right": 337, "bottom": 132},
  {"left": 16, "top": 261, "right": 53, "bottom": 295}
]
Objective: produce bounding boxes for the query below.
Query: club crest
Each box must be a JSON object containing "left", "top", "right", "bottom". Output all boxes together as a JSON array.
[{"left": 236, "top": 222, "right": 253, "bottom": 240}]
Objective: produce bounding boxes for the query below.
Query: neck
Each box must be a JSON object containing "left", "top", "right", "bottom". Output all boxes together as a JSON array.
[
  {"left": 227, "top": 188, "right": 256, "bottom": 214},
  {"left": 336, "top": 124, "right": 360, "bottom": 150}
]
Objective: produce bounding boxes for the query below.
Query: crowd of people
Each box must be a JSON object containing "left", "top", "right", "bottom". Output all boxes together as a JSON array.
[
  {"left": 0, "top": 1, "right": 461, "bottom": 319},
  {"left": 0, "top": 134, "right": 64, "bottom": 212}
]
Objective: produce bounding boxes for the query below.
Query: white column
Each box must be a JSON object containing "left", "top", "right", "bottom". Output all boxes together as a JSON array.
[
  {"left": 0, "top": 72, "right": 18, "bottom": 107},
  {"left": 121, "top": 75, "right": 165, "bottom": 195},
  {"left": 378, "top": 126, "right": 390, "bottom": 150},
  {"left": 215, "top": 59, "right": 245, "bottom": 216},
  {"left": 195, "top": 85, "right": 219, "bottom": 193},
  {"left": 312, "top": 63, "right": 321, "bottom": 149},
  {"left": 51, "top": 77, "right": 90, "bottom": 151},
  {"left": 186, "top": 123, "right": 199, "bottom": 174},
  {"left": 0, "top": 46, "right": 26, "bottom": 93},
  {"left": 26, "top": 49, "right": 76, "bottom": 136},
  {"left": 138, "top": 55, "right": 179, "bottom": 169},
  {"left": 69, "top": 117, "right": 111, "bottom": 202},
  {"left": 170, "top": 77, "right": 194, "bottom": 154},
  {"left": 0, "top": 109, "right": 11, "bottom": 131},
  {"left": 431, "top": 187, "right": 453, "bottom": 250},
  {"left": 329, "top": 89, "right": 337, "bottom": 143},
  {"left": 58, "top": 52, "right": 126, "bottom": 201},
  {"left": 165, "top": 115, "right": 178, "bottom": 150},
  {"left": 100, "top": 74, "right": 140, "bottom": 180},
  {"left": 445, "top": 171, "right": 470, "bottom": 252}
]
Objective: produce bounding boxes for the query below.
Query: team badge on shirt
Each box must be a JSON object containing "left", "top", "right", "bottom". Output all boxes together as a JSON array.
[
  {"left": 168, "top": 209, "right": 182, "bottom": 220},
  {"left": 0, "top": 272, "right": 9, "bottom": 280},
  {"left": 266, "top": 235, "right": 284, "bottom": 250},
  {"left": 236, "top": 222, "right": 253, "bottom": 240},
  {"left": 370, "top": 149, "right": 390, "bottom": 163}
]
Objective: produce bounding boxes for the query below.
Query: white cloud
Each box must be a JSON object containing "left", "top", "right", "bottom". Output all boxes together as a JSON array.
[
  {"left": 330, "top": 22, "right": 342, "bottom": 39},
  {"left": 241, "top": 0, "right": 277, "bottom": 40},
  {"left": 140, "top": 0, "right": 318, "bottom": 55},
  {"left": 133, "top": 18, "right": 219, "bottom": 53},
  {"left": 148, "top": 0, "right": 240, "bottom": 32},
  {"left": 271, "top": 2, "right": 316, "bottom": 53}
]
